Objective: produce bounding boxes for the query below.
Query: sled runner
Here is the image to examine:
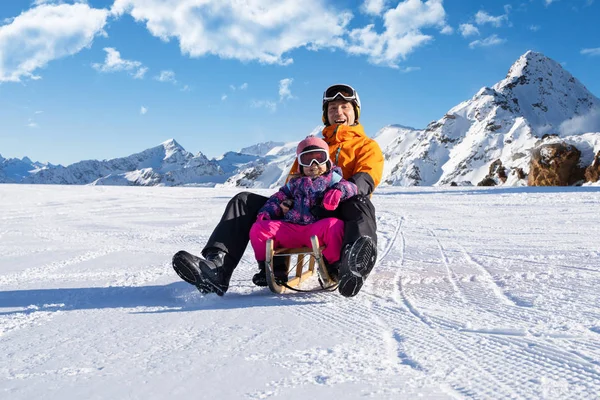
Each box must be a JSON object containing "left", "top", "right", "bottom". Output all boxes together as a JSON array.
[{"left": 265, "top": 235, "right": 337, "bottom": 294}]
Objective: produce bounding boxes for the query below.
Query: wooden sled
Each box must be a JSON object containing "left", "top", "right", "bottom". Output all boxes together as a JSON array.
[{"left": 265, "top": 235, "right": 338, "bottom": 294}]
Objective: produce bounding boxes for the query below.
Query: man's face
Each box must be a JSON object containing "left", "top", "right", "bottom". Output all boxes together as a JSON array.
[{"left": 327, "top": 100, "right": 356, "bottom": 126}]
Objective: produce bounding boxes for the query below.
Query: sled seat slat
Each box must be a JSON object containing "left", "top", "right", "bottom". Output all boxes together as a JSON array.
[{"left": 273, "top": 246, "right": 324, "bottom": 255}]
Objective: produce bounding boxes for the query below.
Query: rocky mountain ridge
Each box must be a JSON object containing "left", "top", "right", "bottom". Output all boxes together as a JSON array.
[{"left": 2, "top": 51, "right": 599, "bottom": 187}]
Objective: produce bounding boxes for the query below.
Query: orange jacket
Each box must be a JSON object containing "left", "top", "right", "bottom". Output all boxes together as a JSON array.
[{"left": 288, "top": 123, "right": 384, "bottom": 195}]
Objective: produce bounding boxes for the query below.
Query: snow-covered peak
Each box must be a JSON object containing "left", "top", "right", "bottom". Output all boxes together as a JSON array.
[
  {"left": 239, "top": 141, "right": 285, "bottom": 157},
  {"left": 493, "top": 51, "right": 600, "bottom": 134},
  {"left": 502, "top": 51, "right": 552, "bottom": 81},
  {"left": 161, "top": 138, "right": 185, "bottom": 158}
]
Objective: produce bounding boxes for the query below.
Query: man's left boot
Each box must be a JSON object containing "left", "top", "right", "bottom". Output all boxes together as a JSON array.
[{"left": 337, "top": 236, "right": 377, "bottom": 297}]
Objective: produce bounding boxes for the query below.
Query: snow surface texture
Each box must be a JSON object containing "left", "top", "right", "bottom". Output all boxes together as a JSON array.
[{"left": 1, "top": 185, "right": 600, "bottom": 399}]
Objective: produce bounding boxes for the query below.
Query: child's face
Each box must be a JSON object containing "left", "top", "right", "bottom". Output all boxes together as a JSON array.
[{"left": 302, "top": 162, "right": 327, "bottom": 178}]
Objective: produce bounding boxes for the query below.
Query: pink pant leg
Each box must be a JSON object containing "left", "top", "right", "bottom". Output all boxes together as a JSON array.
[
  {"left": 250, "top": 218, "right": 344, "bottom": 263},
  {"left": 305, "top": 218, "right": 345, "bottom": 263},
  {"left": 249, "top": 220, "right": 284, "bottom": 261}
]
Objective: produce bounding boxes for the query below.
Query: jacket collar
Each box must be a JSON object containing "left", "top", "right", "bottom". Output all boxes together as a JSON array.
[{"left": 322, "top": 123, "right": 366, "bottom": 145}]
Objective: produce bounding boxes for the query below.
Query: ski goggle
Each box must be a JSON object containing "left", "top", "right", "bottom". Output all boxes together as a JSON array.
[
  {"left": 298, "top": 149, "right": 329, "bottom": 167},
  {"left": 322, "top": 84, "right": 361, "bottom": 109}
]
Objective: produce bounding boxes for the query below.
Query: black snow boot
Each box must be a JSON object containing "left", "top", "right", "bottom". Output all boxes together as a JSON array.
[
  {"left": 337, "top": 236, "right": 377, "bottom": 297},
  {"left": 323, "top": 259, "right": 341, "bottom": 283},
  {"left": 252, "top": 259, "right": 288, "bottom": 287},
  {"left": 172, "top": 250, "right": 229, "bottom": 296}
]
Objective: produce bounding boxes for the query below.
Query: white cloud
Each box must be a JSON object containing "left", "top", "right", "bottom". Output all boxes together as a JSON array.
[
  {"left": 559, "top": 109, "right": 600, "bottom": 135},
  {"left": 347, "top": 0, "right": 447, "bottom": 67},
  {"left": 155, "top": 70, "right": 177, "bottom": 84},
  {"left": 251, "top": 100, "right": 277, "bottom": 112},
  {"left": 529, "top": 25, "right": 541, "bottom": 32},
  {"left": 361, "top": 0, "right": 388, "bottom": 16},
  {"left": 110, "top": 0, "right": 352, "bottom": 66},
  {"left": 181, "top": 84, "right": 191, "bottom": 92},
  {"left": 459, "top": 23, "right": 479, "bottom": 37},
  {"left": 581, "top": 48, "right": 600, "bottom": 56},
  {"left": 0, "top": 3, "right": 108, "bottom": 82},
  {"left": 230, "top": 83, "right": 248, "bottom": 91},
  {"left": 474, "top": 10, "right": 508, "bottom": 27},
  {"left": 27, "top": 119, "right": 38, "bottom": 128},
  {"left": 440, "top": 25, "right": 454, "bottom": 35},
  {"left": 34, "top": 110, "right": 44, "bottom": 114},
  {"left": 544, "top": 0, "right": 558, "bottom": 5},
  {"left": 399, "top": 66, "right": 420, "bottom": 73},
  {"left": 92, "top": 48, "right": 147, "bottom": 79},
  {"left": 469, "top": 34, "right": 506, "bottom": 48},
  {"left": 109, "top": 0, "right": 449, "bottom": 69},
  {"left": 140, "top": 106, "right": 147, "bottom": 115},
  {"left": 279, "top": 78, "right": 294, "bottom": 101},
  {"left": 221, "top": 94, "right": 227, "bottom": 101},
  {"left": 132, "top": 67, "right": 148, "bottom": 79}
]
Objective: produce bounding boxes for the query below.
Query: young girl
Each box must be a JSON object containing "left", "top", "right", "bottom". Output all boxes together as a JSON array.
[{"left": 249, "top": 136, "right": 358, "bottom": 286}]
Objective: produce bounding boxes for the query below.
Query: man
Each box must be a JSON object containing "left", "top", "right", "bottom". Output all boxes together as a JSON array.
[{"left": 172, "top": 83, "right": 384, "bottom": 297}]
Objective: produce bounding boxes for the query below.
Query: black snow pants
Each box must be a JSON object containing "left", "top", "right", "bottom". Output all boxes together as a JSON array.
[{"left": 202, "top": 191, "right": 377, "bottom": 279}]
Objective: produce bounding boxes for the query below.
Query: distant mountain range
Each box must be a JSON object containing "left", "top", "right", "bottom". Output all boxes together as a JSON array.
[{"left": 2, "top": 51, "right": 600, "bottom": 187}]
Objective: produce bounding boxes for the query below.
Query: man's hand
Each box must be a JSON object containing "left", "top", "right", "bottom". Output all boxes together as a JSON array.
[
  {"left": 280, "top": 199, "right": 294, "bottom": 215},
  {"left": 310, "top": 205, "right": 338, "bottom": 219}
]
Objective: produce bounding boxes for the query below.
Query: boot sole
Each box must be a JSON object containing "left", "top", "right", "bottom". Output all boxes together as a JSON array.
[
  {"left": 338, "top": 237, "right": 377, "bottom": 298},
  {"left": 172, "top": 251, "right": 225, "bottom": 296},
  {"left": 172, "top": 251, "right": 202, "bottom": 285}
]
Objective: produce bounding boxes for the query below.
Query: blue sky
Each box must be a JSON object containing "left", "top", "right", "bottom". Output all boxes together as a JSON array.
[{"left": 0, "top": 0, "right": 599, "bottom": 165}]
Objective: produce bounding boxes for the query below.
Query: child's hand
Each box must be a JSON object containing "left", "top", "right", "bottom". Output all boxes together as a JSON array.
[
  {"left": 322, "top": 189, "right": 342, "bottom": 211},
  {"left": 257, "top": 212, "right": 270, "bottom": 221}
]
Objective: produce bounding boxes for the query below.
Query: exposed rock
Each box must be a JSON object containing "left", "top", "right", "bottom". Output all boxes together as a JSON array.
[
  {"left": 514, "top": 168, "right": 527, "bottom": 180},
  {"left": 477, "top": 177, "right": 497, "bottom": 186},
  {"left": 528, "top": 142, "right": 585, "bottom": 186},
  {"left": 488, "top": 159, "right": 508, "bottom": 183},
  {"left": 584, "top": 151, "right": 600, "bottom": 183}
]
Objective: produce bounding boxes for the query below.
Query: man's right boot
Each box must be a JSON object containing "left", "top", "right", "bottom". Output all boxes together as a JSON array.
[
  {"left": 337, "top": 236, "right": 377, "bottom": 297},
  {"left": 172, "top": 250, "right": 229, "bottom": 296}
]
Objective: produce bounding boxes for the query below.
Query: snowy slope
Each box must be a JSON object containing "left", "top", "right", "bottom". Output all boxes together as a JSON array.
[{"left": 1, "top": 185, "right": 600, "bottom": 399}]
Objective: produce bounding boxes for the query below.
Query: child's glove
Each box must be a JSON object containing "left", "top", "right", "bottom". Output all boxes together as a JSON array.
[
  {"left": 322, "top": 189, "right": 343, "bottom": 211},
  {"left": 256, "top": 212, "right": 270, "bottom": 221}
]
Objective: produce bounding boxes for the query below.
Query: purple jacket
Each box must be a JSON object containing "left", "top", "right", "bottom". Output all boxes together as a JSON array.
[{"left": 258, "top": 166, "right": 357, "bottom": 225}]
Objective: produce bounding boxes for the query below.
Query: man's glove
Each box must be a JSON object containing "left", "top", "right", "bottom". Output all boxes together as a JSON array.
[
  {"left": 322, "top": 189, "right": 343, "bottom": 211},
  {"left": 310, "top": 205, "right": 338, "bottom": 219}
]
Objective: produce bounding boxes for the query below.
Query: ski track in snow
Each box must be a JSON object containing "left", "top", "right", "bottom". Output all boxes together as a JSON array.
[{"left": 1, "top": 185, "right": 600, "bottom": 399}]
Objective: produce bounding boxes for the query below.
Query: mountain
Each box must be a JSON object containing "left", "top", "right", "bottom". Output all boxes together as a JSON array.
[
  {"left": 0, "top": 154, "right": 57, "bottom": 184},
  {"left": 381, "top": 51, "right": 600, "bottom": 186},
  {"left": 2, "top": 52, "right": 600, "bottom": 187},
  {"left": 19, "top": 139, "right": 223, "bottom": 186}
]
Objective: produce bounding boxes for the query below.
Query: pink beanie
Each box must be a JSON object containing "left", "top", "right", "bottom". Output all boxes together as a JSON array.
[{"left": 296, "top": 136, "right": 329, "bottom": 155}]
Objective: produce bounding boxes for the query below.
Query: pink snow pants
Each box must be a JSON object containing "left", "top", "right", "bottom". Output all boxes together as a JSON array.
[{"left": 249, "top": 218, "right": 345, "bottom": 263}]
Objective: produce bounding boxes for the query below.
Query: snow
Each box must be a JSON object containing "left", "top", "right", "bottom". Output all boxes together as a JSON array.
[{"left": 1, "top": 184, "right": 600, "bottom": 399}]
